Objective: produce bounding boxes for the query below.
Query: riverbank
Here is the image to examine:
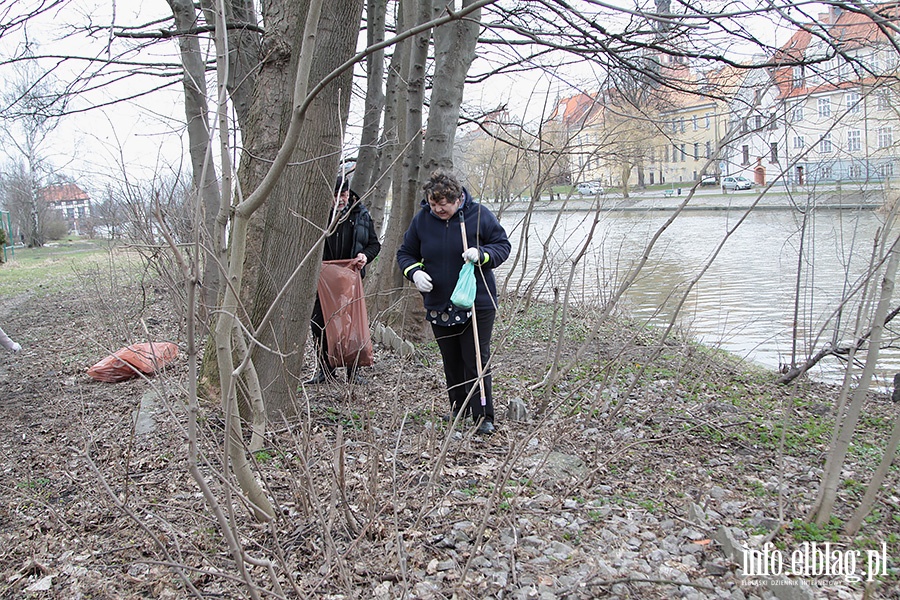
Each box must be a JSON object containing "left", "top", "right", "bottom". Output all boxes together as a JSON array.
[
  {"left": 0, "top": 247, "right": 897, "bottom": 598},
  {"left": 485, "top": 186, "right": 885, "bottom": 213}
]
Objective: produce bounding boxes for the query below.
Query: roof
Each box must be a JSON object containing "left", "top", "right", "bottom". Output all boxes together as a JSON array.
[
  {"left": 38, "top": 183, "right": 90, "bottom": 204},
  {"left": 773, "top": 2, "right": 900, "bottom": 99},
  {"left": 547, "top": 92, "right": 603, "bottom": 128}
]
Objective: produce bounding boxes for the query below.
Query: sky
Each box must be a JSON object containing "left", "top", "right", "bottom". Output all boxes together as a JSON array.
[
  {"left": 0, "top": 1, "right": 189, "bottom": 197},
  {"left": 0, "top": 0, "right": 804, "bottom": 200}
]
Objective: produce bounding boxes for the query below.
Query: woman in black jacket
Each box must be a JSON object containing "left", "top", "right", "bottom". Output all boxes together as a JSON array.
[
  {"left": 306, "top": 177, "right": 381, "bottom": 385},
  {"left": 397, "top": 170, "right": 511, "bottom": 434}
]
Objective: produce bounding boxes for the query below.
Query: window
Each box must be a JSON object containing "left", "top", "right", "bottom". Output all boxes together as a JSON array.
[
  {"left": 848, "top": 129, "right": 862, "bottom": 152},
  {"left": 849, "top": 163, "right": 863, "bottom": 179},
  {"left": 792, "top": 106, "right": 804, "bottom": 122},
  {"left": 664, "top": 145, "right": 669, "bottom": 162},
  {"left": 705, "top": 113, "right": 711, "bottom": 129},
  {"left": 820, "top": 133, "right": 832, "bottom": 153},
  {"left": 794, "top": 136, "right": 805, "bottom": 149},
  {"left": 769, "top": 112, "right": 778, "bottom": 131},
  {"left": 742, "top": 145, "right": 750, "bottom": 165},
  {"left": 877, "top": 90, "right": 891, "bottom": 110},
  {"left": 874, "top": 50, "right": 885, "bottom": 74},
  {"left": 818, "top": 97, "right": 831, "bottom": 117},
  {"left": 792, "top": 66, "right": 804, "bottom": 88},
  {"left": 693, "top": 143, "right": 699, "bottom": 160},
  {"left": 881, "top": 162, "right": 895, "bottom": 177},
  {"left": 847, "top": 90, "right": 861, "bottom": 114},
  {"left": 705, "top": 141, "right": 711, "bottom": 159},
  {"left": 878, "top": 126, "right": 893, "bottom": 149},
  {"left": 770, "top": 142, "right": 778, "bottom": 163},
  {"left": 673, "top": 144, "right": 678, "bottom": 162},
  {"left": 755, "top": 114, "right": 763, "bottom": 129},
  {"left": 692, "top": 115, "right": 698, "bottom": 131},
  {"left": 680, "top": 143, "right": 686, "bottom": 161},
  {"left": 680, "top": 118, "right": 685, "bottom": 133}
]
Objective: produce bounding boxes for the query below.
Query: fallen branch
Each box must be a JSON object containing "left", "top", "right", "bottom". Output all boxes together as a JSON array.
[{"left": 778, "top": 304, "right": 900, "bottom": 384}]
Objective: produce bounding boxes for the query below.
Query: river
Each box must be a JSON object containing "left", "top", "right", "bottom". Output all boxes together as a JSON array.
[{"left": 495, "top": 203, "right": 899, "bottom": 389}]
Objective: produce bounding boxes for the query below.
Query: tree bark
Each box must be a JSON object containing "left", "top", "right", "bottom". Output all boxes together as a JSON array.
[
  {"left": 366, "top": 37, "right": 403, "bottom": 235},
  {"left": 199, "top": 0, "right": 260, "bottom": 131},
  {"left": 242, "top": 0, "right": 365, "bottom": 416},
  {"left": 367, "top": 0, "right": 431, "bottom": 321},
  {"left": 352, "top": 0, "right": 387, "bottom": 197},
  {"left": 421, "top": 0, "right": 480, "bottom": 171},
  {"left": 167, "top": 0, "right": 223, "bottom": 318}
]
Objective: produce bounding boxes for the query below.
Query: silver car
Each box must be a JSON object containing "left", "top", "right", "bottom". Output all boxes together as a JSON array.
[
  {"left": 721, "top": 176, "right": 752, "bottom": 191},
  {"left": 576, "top": 182, "right": 604, "bottom": 195}
]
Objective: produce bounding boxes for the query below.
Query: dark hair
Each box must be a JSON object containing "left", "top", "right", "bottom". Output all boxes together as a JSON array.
[{"left": 423, "top": 170, "right": 462, "bottom": 203}]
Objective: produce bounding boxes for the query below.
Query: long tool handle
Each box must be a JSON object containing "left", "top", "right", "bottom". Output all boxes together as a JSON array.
[{"left": 459, "top": 213, "right": 487, "bottom": 406}]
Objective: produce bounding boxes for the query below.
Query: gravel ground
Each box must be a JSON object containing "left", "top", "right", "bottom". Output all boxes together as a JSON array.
[{"left": 0, "top": 252, "right": 898, "bottom": 599}]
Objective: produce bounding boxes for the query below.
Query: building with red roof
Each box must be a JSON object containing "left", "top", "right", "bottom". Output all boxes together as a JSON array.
[{"left": 38, "top": 183, "right": 92, "bottom": 233}]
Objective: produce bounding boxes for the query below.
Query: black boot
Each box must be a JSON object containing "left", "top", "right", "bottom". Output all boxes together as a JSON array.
[
  {"left": 305, "top": 368, "right": 334, "bottom": 384},
  {"left": 475, "top": 417, "right": 495, "bottom": 435}
]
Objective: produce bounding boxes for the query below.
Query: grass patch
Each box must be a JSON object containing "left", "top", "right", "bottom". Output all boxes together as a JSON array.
[
  {"left": 0, "top": 240, "right": 143, "bottom": 298},
  {"left": 16, "top": 477, "right": 51, "bottom": 490},
  {"left": 787, "top": 517, "right": 843, "bottom": 542}
]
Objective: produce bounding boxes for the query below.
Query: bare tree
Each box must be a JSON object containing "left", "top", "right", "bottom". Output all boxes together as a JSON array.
[{"left": 0, "top": 61, "right": 66, "bottom": 247}]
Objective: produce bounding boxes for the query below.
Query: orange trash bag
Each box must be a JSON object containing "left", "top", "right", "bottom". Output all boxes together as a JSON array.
[
  {"left": 317, "top": 259, "right": 374, "bottom": 368},
  {"left": 87, "top": 342, "right": 180, "bottom": 383}
]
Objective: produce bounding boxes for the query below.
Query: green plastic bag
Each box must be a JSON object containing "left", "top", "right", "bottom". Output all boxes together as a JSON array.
[{"left": 450, "top": 261, "right": 476, "bottom": 309}]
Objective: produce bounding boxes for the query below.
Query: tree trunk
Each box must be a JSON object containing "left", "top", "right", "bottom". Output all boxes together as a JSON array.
[
  {"left": 199, "top": 0, "right": 260, "bottom": 131},
  {"left": 243, "top": 0, "right": 365, "bottom": 417},
  {"left": 352, "top": 0, "right": 387, "bottom": 196},
  {"left": 368, "top": 0, "right": 430, "bottom": 322},
  {"left": 167, "top": 0, "right": 223, "bottom": 318},
  {"left": 421, "top": 0, "right": 480, "bottom": 171},
  {"left": 619, "top": 163, "right": 632, "bottom": 198},
  {"left": 366, "top": 39, "right": 403, "bottom": 235}
]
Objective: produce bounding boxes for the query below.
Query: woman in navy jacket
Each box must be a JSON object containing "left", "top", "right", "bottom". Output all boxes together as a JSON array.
[{"left": 397, "top": 170, "right": 511, "bottom": 434}]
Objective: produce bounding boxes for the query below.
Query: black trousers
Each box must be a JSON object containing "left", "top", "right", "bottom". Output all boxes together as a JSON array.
[{"left": 431, "top": 309, "right": 495, "bottom": 423}]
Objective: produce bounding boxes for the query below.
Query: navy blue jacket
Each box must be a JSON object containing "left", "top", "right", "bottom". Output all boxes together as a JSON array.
[{"left": 397, "top": 188, "right": 511, "bottom": 312}]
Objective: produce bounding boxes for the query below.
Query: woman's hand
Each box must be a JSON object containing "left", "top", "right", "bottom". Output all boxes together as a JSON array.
[{"left": 351, "top": 253, "right": 367, "bottom": 271}]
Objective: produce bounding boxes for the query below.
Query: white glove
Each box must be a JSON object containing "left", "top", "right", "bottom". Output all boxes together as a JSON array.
[
  {"left": 11, "top": 342, "right": 21, "bottom": 352},
  {"left": 462, "top": 247, "right": 481, "bottom": 263},
  {"left": 412, "top": 270, "right": 433, "bottom": 293}
]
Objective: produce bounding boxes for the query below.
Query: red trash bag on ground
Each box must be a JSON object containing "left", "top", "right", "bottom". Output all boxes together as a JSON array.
[
  {"left": 317, "top": 259, "right": 374, "bottom": 368},
  {"left": 87, "top": 342, "right": 180, "bottom": 383}
]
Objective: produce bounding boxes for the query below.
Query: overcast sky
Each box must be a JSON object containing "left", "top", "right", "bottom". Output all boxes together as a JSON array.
[
  {"left": 0, "top": 1, "right": 188, "bottom": 196},
  {"left": 0, "top": 0, "right": 800, "bottom": 198}
]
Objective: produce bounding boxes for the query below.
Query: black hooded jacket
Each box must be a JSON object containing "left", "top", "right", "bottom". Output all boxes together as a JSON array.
[{"left": 323, "top": 191, "right": 380, "bottom": 277}]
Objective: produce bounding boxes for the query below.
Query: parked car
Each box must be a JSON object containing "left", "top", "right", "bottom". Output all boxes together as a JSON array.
[
  {"left": 721, "top": 175, "right": 753, "bottom": 191},
  {"left": 576, "top": 182, "right": 604, "bottom": 195},
  {"left": 699, "top": 175, "right": 718, "bottom": 186}
]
